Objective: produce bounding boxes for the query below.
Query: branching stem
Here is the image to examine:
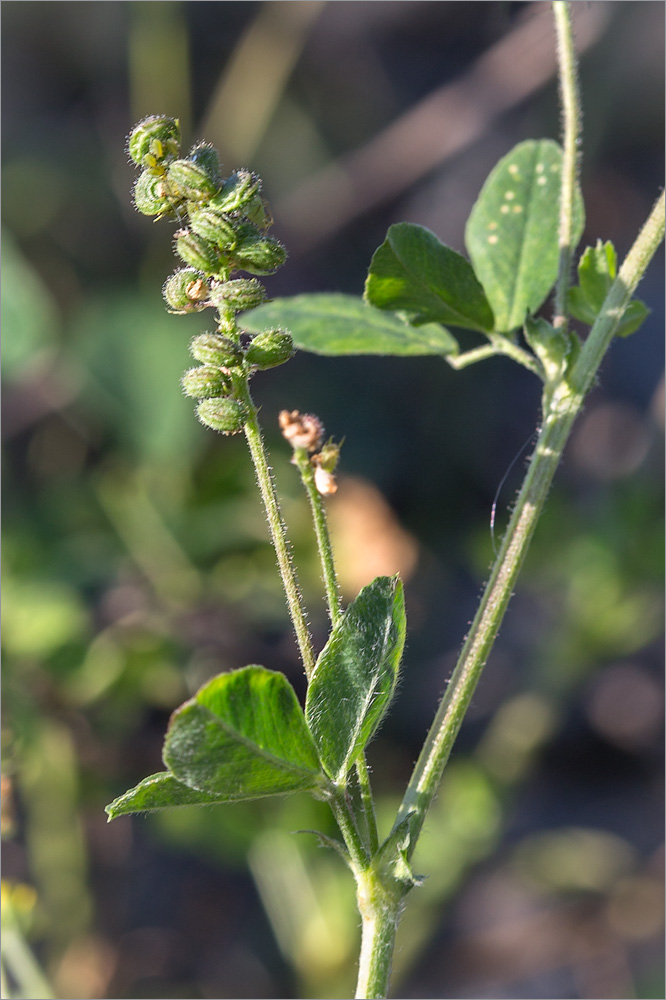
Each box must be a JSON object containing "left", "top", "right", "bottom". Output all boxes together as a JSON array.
[{"left": 395, "top": 189, "right": 665, "bottom": 851}]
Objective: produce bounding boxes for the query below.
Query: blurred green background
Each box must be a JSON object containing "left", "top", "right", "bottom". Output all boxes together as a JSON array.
[{"left": 2, "top": 3, "right": 663, "bottom": 998}]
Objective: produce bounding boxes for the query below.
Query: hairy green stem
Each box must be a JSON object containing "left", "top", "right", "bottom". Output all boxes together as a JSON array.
[
  {"left": 552, "top": 0, "right": 582, "bottom": 328},
  {"left": 395, "top": 189, "right": 664, "bottom": 851},
  {"left": 240, "top": 384, "right": 316, "bottom": 679},
  {"left": 447, "top": 337, "right": 545, "bottom": 377},
  {"left": 293, "top": 447, "right": 343, "bottom": 625},
  {"left": 355, "top": 756, "right": 380, "bottom": 856},
  {"left": 355, "top": 872, "right": 404, "bottom": 1000},
  {"left": 329, "top": 785, "right": 370, "bottom": 872}
]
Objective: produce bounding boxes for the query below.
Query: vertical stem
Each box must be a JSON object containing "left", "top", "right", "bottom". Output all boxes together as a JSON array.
[
  {"left": 293, "top": 447, "right": 343, "bottom": 625},
  {"left": 552, "top": 0, "right": 582, "bottom": 329},
  {"left": 355, "top": 756, "right": 380, "bottom": 855},
  {"left": 355, "top": 873, "right": 404, "bottom": 1000},
  {"left": 240, "top": 385, "right": 316, "bottom": 679}
]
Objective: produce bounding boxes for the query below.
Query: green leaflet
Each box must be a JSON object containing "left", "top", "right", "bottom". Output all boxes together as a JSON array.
[
  {"left": 163, "top": 666, "right": 327, "bottom": 801},
  {"left": 567, "top": 240, "right": 650, "bottom": 337},
  {"left": 465, "top": 139, "right": 585, "bottom": 333},
  {"left": 305, "top": 576, "right": 406, "bottom": 784},
  {"left": 364, "top": 222, "right": 494, "bottom": 333},
  {"left": 105, "top": 771, "right": 227, "bottom": 820},
  {"left": 243, "top": 292, "right": 458, "bottom": 356}
]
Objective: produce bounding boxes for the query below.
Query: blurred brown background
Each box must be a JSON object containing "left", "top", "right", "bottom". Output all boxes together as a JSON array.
[{"left": 2, "top": 3, "right": 664, "bottom": 998}]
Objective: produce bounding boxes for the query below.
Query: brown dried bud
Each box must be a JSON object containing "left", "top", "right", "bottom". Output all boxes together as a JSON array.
[{"left": 278, "top": 410, "right": 324, "bottom": 452}]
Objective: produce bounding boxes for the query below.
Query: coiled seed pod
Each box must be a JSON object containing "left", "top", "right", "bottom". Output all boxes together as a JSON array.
[
  {"left": 209, "top": 169, "right": 261, "bottom": 214},
  {"left": 197, "top": 397, "right": 246, "bottom": 434},
  {"left": 209, "top": 278, "right": 266, "bottom": 315},
  {"left": 245, "top": 329, "right": 294, "bottom": 370},
  {"left": 133, "top": 171, "right": 178, "bottom": 218},
  {"left": 167, "top": 158, "right": 220, "bottom": 204},
  {"left": 187, "top": 142, "right": 222, "bottom": 187},
  {"left": 231, "top": 223, "right": 287, "bottom": 275},
  {"left": 163, "top": 268, "right": 210, "bottom": 313},
  {"left": 128, "top": 115, "right": 181, "bottom": 169},
  {"left": 188, "top": 206, "right": 237, "bottom": 251},
  {"left": 190, "top": 332, "right": 243, "bottom": 367},
  {"left": 181, "top": 365, "right": 231, "bottom": 399},
  {"left": 174, "top": 229, "right": 223, "bottom": 274}
]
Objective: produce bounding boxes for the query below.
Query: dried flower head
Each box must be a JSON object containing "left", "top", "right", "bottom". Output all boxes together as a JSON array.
[{"left": 278, "top": 410, "right": 324, "bottom": 452}]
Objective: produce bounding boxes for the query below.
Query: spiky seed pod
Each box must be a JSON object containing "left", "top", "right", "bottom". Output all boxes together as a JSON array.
[
  {"left": 163, "top": 268, "right": 210, "bottom": 313},
  {"left": 189, "top": 332, "right": 243, "bottom": 367},
  {"left": 181, "top": 365, "right": 231, "bottom": 399},
  {"left": 188, "top": 206, "right": 237, "bottom": 251},
  {"left": 197, "top": 397, "right": 246, "bottom": 434},
  {"left": 127, "top": 115, "right": 181, "bottom": 169},
  {"left": 209, "top": 278, "right": 266, "bottom": 316},
  {"left": 231, "top": 223, "right": 287, "bottom": 275},
  {"left": 167, "top": 158, "right": 220, "bottom": 204},
  {"left": 174, "top": 228, "right": 223, "bottom": 273},
  {"left": 187, "top": 142, "right": 223, "bottom": 188},
  {"left": 133, "top": 170, "right": 179, "bottom": 218},
  {"left": 245, "top": 329, "right": 294, "bottom": 370},
  {"left": 209, "top": 169, "right": 261, "bottom": 214}
]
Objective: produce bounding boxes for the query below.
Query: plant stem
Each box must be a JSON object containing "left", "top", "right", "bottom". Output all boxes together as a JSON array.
[
  {"left": 447, "top": 337, "right": 545, "bottom": 377},
  {"left": 240, "top": 383, "right": 316, "bottom": 679},
  {"left": 552, "top": 0, "right": 582, "bottom": 329},
  {"left": 329, "top": 785, "right": 370, "bottom": 872},
  {"left": 395, "top": 189, "right": 664, "bottom": 850},
  {"left": 355, "top": 871, "right": 404, "bottom": 1000},
  {"left": 293, "top": 447, "right": 343, "bottom": 625},
  {"left": 355, "top": 756, "right": 380, "bottom": 855}
]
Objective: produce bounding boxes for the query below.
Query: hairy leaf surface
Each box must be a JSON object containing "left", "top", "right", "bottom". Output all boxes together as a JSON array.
[
  {"left": 105, "top": 771, "right": 225, "bottom": 819},
  {"left": 465, "top": 139, "right": 585, "bottom": 332},
  {"left": 164, "top": 666, "right": 326, "bottom": 801},
  {"left": 305, "top": 576, "right": 406, "bottom": 784},
  {"left": 244, "top": 293, "right": 458, "bottom": 356},
  {"left": 364, "top": 222, "right": 494, "bottom": 332}
]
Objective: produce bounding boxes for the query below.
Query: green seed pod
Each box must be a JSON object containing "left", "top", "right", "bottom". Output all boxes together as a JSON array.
[
  {"left": 245, "top": 329, "right": 294, "bottom": 370},
  {"left": 127, "top": 115, "right": 181, "bottom": 168},
  {"left": 188, "top": 206, "right": 237, "bottom": 250},
  {"left": 133, "top": 170, "right": 175, "bottom": 217},
  {"left": 181, "top": 365, "right": 231, "bottom": 399},
  {"left": 163, "top": 268, "right": 210, "bottom": 313},
  {"left": 167, "top": 158, "right": 220, "bottom": 204},
  {"left": 174, "top": 228, "right": 222, "bottom": 273},
  {"left": 187, "top": 142, "right": 222, "bottom": 188},
  {"left": 209, "top": 169, "right": 261, "bottom": 214},
  {"left": 197, "top": 397, "right": 246, "bottom": 435},
  {"left": 190, "top": 332, "right": 242, "bottom": 367},
  {"left": 209, "top": 278, "right": 266, "bottom": 315},
  {"left": 230, "top": 223, "right": 287, "bottom": 275}
]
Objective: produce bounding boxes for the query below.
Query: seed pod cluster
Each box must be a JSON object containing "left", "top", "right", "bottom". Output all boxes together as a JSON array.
[{"left": 127, "top": 115, "right": 295, "bottom": 434}]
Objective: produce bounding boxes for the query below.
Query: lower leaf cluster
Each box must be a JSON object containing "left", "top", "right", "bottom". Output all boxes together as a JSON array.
[{"left": 106, "top": 576, "right": 406, "bottom": 822}]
